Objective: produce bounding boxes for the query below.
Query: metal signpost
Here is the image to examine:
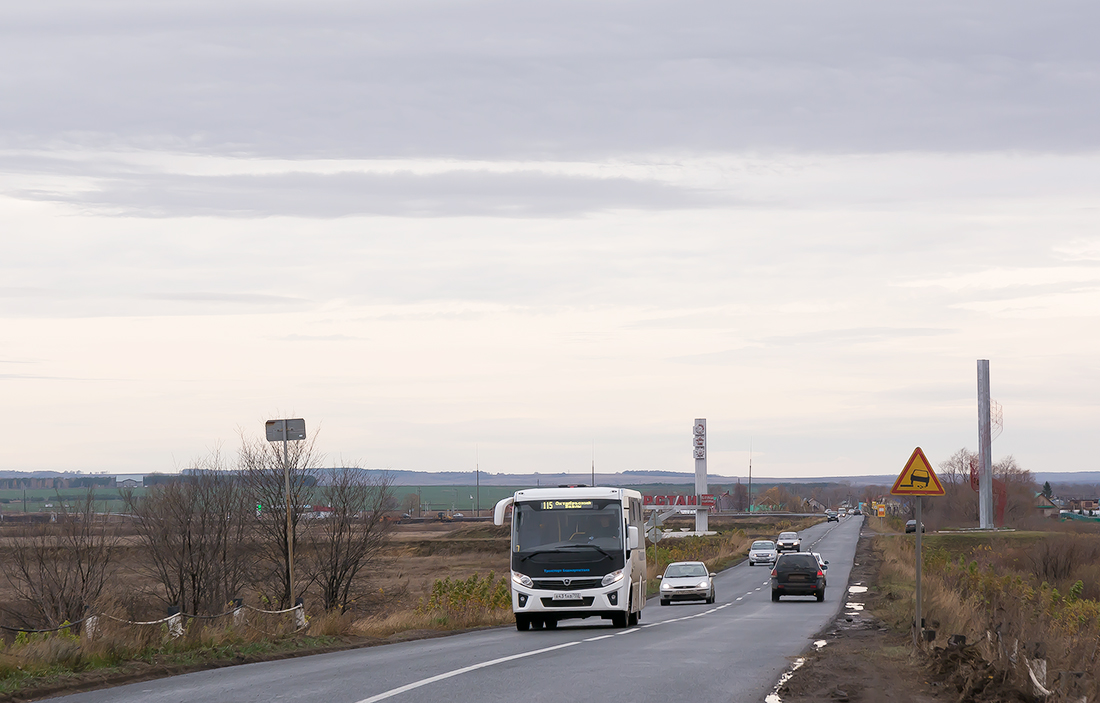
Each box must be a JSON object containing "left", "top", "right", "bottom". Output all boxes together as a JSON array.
[
  {"left": 693, "top": 419, "right": 707, "bottom": 533},
  {"left": 265, "top": 418, "right": 306, "bottom": 604},
  {"left": 891, "top": 447, "right": 945, "bottom": 648}
]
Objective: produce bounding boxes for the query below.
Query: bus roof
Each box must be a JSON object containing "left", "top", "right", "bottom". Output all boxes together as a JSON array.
[{"left": 512, "top": 487, "right": 641, "bottom": 502}]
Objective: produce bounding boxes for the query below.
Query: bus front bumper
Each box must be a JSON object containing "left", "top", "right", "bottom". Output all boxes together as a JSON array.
[{"left": 511, "top": 582, "right": 630, "bottom": 615}]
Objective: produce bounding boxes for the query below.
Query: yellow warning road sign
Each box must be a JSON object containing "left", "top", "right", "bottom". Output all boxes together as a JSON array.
[{"left": 891, "top": 447, "right": 945, "bottom": 496}]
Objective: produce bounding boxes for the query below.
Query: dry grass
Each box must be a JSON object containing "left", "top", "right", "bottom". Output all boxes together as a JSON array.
[{"left": 875, "top": 531, "right": 1100, "bottom": 700}]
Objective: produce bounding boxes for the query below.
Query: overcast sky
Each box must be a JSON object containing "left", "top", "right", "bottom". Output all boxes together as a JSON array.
[{"left": 2, "top": 0, "right": 1098, "bottom": 479}]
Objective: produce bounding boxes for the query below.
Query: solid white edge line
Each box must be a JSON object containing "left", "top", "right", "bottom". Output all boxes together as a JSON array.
[
  {"left": 584, "top": 634, "right": 615, "bottom": 642},
  {"left": 354, "top": 641, "right": 581, "bottom": 703},
  {"left": 618, "top": 628, "right": 641, "bottom": 635}
]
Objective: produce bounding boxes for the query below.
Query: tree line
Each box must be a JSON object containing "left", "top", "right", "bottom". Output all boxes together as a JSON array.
[{"left": 1, "top": 433, "right": 393, "bottom": 630}]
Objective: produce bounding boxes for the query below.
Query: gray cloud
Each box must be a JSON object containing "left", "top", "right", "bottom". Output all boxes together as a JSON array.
[
  {"left": 0, "top": 0, "right": 1097, "bottom": 159},
  {"left": 15, "top": 170, "right": 719, "bottom": 218}
]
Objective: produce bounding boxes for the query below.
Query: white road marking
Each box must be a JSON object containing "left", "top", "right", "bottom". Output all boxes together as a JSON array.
[
  {"left": 355, "top": 641, "right": 582, "bottom": 703},
  {"left": 360, "top": 521, "right": 848, "bottom": 702}
]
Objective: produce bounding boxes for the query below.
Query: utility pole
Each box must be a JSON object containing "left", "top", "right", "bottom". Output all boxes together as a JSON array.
[
  {"left": 748, "top": 439, "right": 753, "bottom": 514},
  {"left": 591, "top": 441, "right": 595, "bottom": 487},
  {"left": 475, "top": 445, "right": 480, "bottom": 518}
]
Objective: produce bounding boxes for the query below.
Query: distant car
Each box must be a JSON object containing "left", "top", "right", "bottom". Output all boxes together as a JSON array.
[
  {"left": 771, "top": 552, "right": 826, "bottom": 602},
  {"left": 905, "top": 520, "right": 925, "bottom": 533},
  {"left": 825, "top": 511, "right": 839, "bottom": 522},
  {"left": 748, "top": 540, "right": 778, "bottom": 566},
  {"left": 776, "top": 531, "right": 802, "bottom": 552},
  {"left": 658, "top": 561, "right": 716, "bottom": 605},
  {"left": 453, "top": 513, "right": 464, "bottom": 518},
  {"left": 811, "top": 552, "right": 830, "bottom": 586},
  {"left": 852, "top": 509, "right": 861, "bottom": 516}
]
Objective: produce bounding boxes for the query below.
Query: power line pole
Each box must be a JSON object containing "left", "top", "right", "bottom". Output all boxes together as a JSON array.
[{"left": 748, "top": 438, "right": 753, "bottom": 514}]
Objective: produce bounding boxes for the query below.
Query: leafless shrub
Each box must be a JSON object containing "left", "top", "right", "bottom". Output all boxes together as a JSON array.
[
  {"left": 1025, "top": 534, "right": 1100, "bottom": 584},
  {"left": 122, "top": 449, "right": 254, "bottom": 615},
  {"left": 238, "top": 430, "right": 322, "bottom": 608},
  {"left": 1, "top": 488, "right": 116, "bottom": 629},
  {"left": 302, "top": 467, "right": 393, "bottom": 612}
]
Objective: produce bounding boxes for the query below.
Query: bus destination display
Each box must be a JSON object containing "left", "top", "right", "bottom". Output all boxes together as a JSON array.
[{"left": 539, "top": 500, "right": 595, "bottom": 510}]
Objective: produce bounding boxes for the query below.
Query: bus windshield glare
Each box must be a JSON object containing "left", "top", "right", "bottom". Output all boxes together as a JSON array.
[{"left": 513, "top": 500, "right": 623, "bottom": 553}]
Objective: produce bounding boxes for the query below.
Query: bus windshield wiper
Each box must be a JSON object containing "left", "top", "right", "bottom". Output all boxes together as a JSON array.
[
  {"left": 558, "top": 544, "right": 614, "bottom": 559},
  {"left": 518, "top": 545, "right": 614, "bottom": 561}
]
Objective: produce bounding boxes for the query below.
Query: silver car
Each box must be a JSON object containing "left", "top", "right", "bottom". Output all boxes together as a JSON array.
[
  {"left": 658, "top": 561, "right": 716, "bottom": 605},
  {"left": 776, "top": 531, "right": 802, "bottom": 552},
  {"left": 748, "top": 540, "right": 777, "bottom": 566}
]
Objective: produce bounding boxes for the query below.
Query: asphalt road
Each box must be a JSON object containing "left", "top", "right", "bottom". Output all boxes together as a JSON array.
[{"left": 53, "top": 516, "right": 864, "bottom": 703}]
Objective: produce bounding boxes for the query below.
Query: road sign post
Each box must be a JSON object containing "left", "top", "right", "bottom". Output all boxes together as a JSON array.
[
  {"left": 265, "top": 418, "right": 306, "bottom": 605},
  {"left": 891, "top": 447, "right": 944, "bottom": 649}
]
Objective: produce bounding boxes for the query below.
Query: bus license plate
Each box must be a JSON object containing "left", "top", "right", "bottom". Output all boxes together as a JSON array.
[{"left": 552, "top": 593, "right": 582, "bottom": 600}]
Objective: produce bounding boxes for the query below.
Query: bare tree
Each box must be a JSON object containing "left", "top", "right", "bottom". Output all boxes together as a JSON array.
[
  {"left": 938, "top": 448, "right": 976, "bottom": 486},
  {"left": 239, "top": 431, "right": 321, "bottom": 607},
  {"left": 3, "top": 488, "right": 115, "bottom": 629},
  {"left": 123, "top": 450, "right": 254, "bottom": 615},
  {"left": 303, "top": 467, "right": 393, "bottom": 612},
  {"left": 994, "top": 455, "right": 1036, "bottom": 525}
]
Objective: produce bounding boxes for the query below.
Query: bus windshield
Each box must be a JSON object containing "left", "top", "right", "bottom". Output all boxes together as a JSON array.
[{"left": 513, "top": 499, "right": 623, "bottom": 554}]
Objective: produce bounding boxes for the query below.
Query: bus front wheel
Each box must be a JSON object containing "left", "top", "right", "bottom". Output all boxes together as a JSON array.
[{"left": 516, "top": 615, "right": 530, "bottom": 631}]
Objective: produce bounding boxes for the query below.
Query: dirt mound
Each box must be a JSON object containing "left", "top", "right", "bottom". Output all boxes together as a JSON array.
[{"left": 928, "top": 643, "right": 1036, "bottom": 703}]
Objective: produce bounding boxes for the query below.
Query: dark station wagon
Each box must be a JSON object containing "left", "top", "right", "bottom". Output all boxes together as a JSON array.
[{"left": 771, "top": 552, "right": 826, "bottom": 602}]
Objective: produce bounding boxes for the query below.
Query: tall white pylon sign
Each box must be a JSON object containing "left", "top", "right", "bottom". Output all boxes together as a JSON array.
[
  {"left": 977, "top": 360, "right": 994, "bottom": 529},
  {"left": 694, "top": 419, "right": 707, "bottom": 532}
]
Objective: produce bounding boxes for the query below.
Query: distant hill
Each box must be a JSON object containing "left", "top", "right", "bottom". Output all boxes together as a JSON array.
[{"left": 2, "top": 468, "right": 1097, "bottom": 487}]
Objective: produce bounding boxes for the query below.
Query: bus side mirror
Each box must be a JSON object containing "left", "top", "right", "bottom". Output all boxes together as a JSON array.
[{"left": 628, "top": 526, "right": 640, "bottom": 551}]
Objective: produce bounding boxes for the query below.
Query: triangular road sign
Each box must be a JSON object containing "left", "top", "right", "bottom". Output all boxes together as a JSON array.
[{"left": 891, "top": 447, "right": 945, "bottom": 496}]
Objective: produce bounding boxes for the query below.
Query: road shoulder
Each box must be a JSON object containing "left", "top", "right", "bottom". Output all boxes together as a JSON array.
[{"left": 769, "top": 526, "right": 942, "bottom": 703}]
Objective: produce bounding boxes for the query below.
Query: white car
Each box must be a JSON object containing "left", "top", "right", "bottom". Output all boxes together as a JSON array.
[
  {"left": 811, "top": 552, "right": 830, "bottom": 586},
  {"left": 658, "top": 561, "right": 716, "bottom": 605},
  {"left": 748, "top": 540, "right": 778, "bottom": 566}
]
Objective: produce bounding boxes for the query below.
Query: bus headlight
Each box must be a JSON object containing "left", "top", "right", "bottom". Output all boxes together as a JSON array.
[
  {"left": 601, "top": 570, "right": 624, "bottom": 587},
  {"left": 511, "top": 572, "right": 533, "bottom": 588}
]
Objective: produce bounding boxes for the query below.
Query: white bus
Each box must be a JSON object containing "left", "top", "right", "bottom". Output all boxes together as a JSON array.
[{"left": 493, "top": 486, "right": 646, "bottom": 631}]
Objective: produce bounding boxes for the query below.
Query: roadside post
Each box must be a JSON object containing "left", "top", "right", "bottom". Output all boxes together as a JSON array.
[
  {"left": 266, "top": 418, "right": 307, "bottom": 605},
  {"left": 890, "top": 447, "right": 945, "bottom": 648}
]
